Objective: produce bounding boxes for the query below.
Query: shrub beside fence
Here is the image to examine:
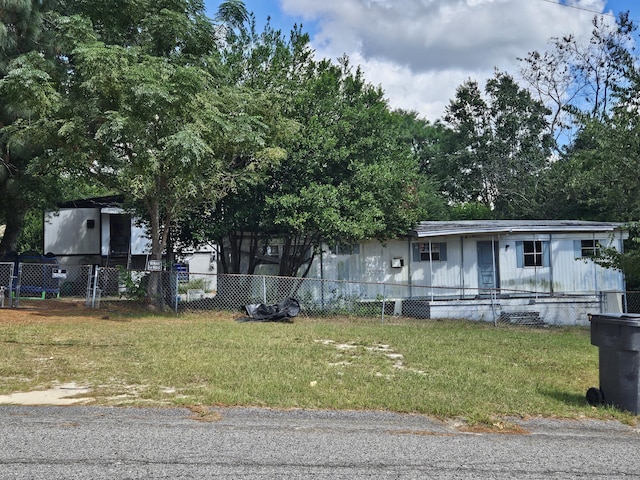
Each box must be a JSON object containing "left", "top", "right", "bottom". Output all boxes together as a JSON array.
[{"left": 1, "top": 263, "right": 637, "bottom": 327}]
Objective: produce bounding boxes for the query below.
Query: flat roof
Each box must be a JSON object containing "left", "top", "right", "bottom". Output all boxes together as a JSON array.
[
  {"left": 56, "top": 195, "right": 124, "bottom": 209},
  {"left": 411, "top": 220, "right": 627, "bottom": 238}
]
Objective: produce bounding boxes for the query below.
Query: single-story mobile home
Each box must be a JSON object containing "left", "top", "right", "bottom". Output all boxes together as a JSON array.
[
  {"left": 43, "top": 196, "right": 216, "bottom": 276},
  {"left": 44, "top": 196, "right": 150, "bottom": 268},
  {"left": 303, "top": 220, "right": 628, "bottom": 325},
  {"left": 312, "top": 220, "right": 627, "bottom": 293},
  {"left": 42, "top": 200, "right": 628, "bottom": 324}
]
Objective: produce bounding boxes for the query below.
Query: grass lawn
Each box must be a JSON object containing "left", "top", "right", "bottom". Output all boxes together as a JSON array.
[{"left": 0, "top": 300, "right": 635, "bottom": 426}]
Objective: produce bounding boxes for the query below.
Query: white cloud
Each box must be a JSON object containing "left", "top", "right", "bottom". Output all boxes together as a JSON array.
[{"left": 280, "top": 0, "right": 613, "bottom": 120}]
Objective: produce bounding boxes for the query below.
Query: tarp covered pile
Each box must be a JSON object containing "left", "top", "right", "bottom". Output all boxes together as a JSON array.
[{"left": 237, "top": 297, "right": 300, "bottom": 323}]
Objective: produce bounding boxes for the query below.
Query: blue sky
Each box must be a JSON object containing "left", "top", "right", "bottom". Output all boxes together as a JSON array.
[{"left": 205, "top": 1, "right": 638, "bottom": 121}]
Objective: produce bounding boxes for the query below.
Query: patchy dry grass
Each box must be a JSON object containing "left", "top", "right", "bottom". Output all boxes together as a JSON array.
[{"left": 0, "top": 299, "right": 635, "bottom": 426}]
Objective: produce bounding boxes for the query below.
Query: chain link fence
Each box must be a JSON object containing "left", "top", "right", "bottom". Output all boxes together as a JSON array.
[
  {"left": 86, "top": 268, "right": 618, "bottom": 326},
  {"left": 1, "top": 263, "right": 633, "bottom": 327},
  {"left": 0, "top": 261, "right": 93, "bottom": 308},
  {"left": 0, "top": 262, "right": 13, "bottom": 308},
  {"left": 626, "top": 291, "right": 640, "bottom": 313}
]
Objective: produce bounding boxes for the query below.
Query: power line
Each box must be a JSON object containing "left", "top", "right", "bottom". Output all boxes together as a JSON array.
[{"left": 537, "top": 0, "right": 634, "bottom": 22}]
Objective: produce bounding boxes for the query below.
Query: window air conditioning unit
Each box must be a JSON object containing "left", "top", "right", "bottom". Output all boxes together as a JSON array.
[{"left": 391, "top": 257, "right": 404, "bottom": 268}]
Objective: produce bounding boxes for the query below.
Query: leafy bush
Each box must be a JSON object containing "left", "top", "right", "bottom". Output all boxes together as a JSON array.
[
  {"left": 117, "top": 267, "right": 148, "bottom": 300},
  {"left": 177, "top": 278, "right": 211, "bottom": 294}
]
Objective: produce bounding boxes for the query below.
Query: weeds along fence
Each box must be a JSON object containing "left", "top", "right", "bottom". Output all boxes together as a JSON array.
[{"left": 1, "top": 263, "right": 631, "bottom": 327}]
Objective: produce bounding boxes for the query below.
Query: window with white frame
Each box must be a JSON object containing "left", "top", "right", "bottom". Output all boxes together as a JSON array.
[
  {"left": 578, "top": 239, "right": 601, "bottom": 258},
  {"left": 412, "top": 242, "right": 447, "bottom": 262},
  {"left": 329, "top": 243, "right": 360, "bottom": 255},
  {"left": 516, "top": 240, "right": 550, "bottom": 268},
  {"left": 523, "top": 241, "right": 543, "bottom": 267}
]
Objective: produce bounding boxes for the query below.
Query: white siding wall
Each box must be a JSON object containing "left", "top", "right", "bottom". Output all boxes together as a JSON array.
[
  {"left": 315, "top": 231, "right": 626, "bottom": 296},
  {"left": 553, "top": 234, "right": 624, "bottom": 293},
  {"left": 318, "top": 239, "right": 412, "bottom": 284},
  {"left": 130, "top": 218, "right": 151, "bottom": 255},
  {"left": 409, "top": 236, "right": 467, "bottom": 288},
  {"left": 500, "top": 233, "right": 625, "bottom": 294},
  {"left": 44, "top": 208, "right": 100, "bottom": 255},
  {"left": 100, "top": 214, "right": 110, "bottom": 256},
  {"left": 500, "top": 233, "right": 552, "bottom": 293}
]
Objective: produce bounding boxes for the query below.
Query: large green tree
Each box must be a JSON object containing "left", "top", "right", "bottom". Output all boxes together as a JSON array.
[
  {"left": 430, "top": 71, "right": 553, "bottom": 219},
  {"left": 264, "top": 57, "right": 428, "bottom": 277},
  {"left": 46, "top": 1, "right": 284, "bottom": 306},
  {"left": 0, "top": 0, "right": 64, "bottom": 254},
  {"left": 174, "top": 18, "right": 309, "bottom": 275},
  {"left": 519, "top": 13, "right": 635, "bottom": 150},
  {"left": 536, "top": 21, "right": 640, "bottom": 285},
  {"left": 542, "top": 72, "right": 640, "bottom": 222},
  {"left": 178, "top": 22, "right": 430, "bottom": 277},
  {"left": 530, "top": 14, "right": 639, "bottom": 222}
]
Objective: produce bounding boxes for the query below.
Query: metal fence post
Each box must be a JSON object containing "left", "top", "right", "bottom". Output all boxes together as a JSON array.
[
  {"left": 262, "top": 275, "right": 267, "bottom": 304},
  {"left": 91, "top": 267, "right": 100, "bottom": 308},
  {"left": 599, "top": 291, "right": 604, "bottom": 314},
  {"left": 14, "top": 263, "right": 22, "bottom": 308},
  {"left": 492, "top": 288, "right": 497, "bottom": 327},
  {"left": 381, "top": 282, "right": 386, "bottom": 324},
  {"left": 175, "top": 271, "right": 179, "bottom": 314},
  {"left": 85, "top": 266, "right": 94, "bottom": 306}
]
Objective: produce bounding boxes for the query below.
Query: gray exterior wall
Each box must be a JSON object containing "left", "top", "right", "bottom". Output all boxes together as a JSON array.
[
  {"left": 312, "top": 230, "right": 626, "bottom": 296},
  {"left": 44, "top": 208, "right": 101, "bottom": 257}
]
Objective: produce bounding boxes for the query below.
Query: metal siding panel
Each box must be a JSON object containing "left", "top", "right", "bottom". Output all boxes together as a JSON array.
[
  {"left": 429, "top": 239, "right": 462, "bottom": 288},
  {"left": 550, "top": 237, "right": 624, "bottom": 293},
  {"left": 101, "top": 214, "right": 110, "bottom": 257},
  {"left": 130, "top": 218, "right": 151, "bottom": 255},
  {"left": 44, "top": 208, "right": 101, "bottom": 255},
  {"left": 314, "top": 234, "right": 626, "bottom": 296},
  {"left": 553, "top": 240, "right": 595, "bottom": 293}
]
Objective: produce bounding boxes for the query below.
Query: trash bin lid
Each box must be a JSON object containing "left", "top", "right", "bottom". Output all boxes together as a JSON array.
[{"left": 589, "top": 313, "right": 640, "bottom": 327}]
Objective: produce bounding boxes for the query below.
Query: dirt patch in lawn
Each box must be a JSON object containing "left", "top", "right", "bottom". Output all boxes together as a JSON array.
[
  {"left": 0, "top": 299, "right": 147, "bottom": 323},
  {"left": 0, "top": 382, "right": 94, "bottom": 406},
  {"left": 1, "top": 299, "right": 96, "bottom": 321}
]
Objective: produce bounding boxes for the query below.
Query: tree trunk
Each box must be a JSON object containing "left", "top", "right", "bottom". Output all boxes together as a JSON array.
[
  {"left": 278, "top": 234, "right": 316, "bottom": 277},
  {"left": 220, "top": 231, "right": 261, "bottom": 274},
  {"left": 146, "top": 198, "right": 165, "bottom": 310},
  {"left": 0, "top": 191, "right": 27, "bottom": 256}
]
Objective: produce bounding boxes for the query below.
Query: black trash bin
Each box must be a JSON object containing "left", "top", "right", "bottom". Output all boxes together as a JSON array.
[{"left": 588, "top": 313, "right": 640, "bottom": 414}]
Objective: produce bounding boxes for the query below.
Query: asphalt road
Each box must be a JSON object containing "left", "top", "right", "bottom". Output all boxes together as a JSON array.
[{"left": 0, "top": 406, "right": 638, "bottom": 479}]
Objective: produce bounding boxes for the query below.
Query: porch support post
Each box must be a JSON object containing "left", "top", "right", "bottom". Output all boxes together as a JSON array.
[
  {"left": 549, "top": 234, "right": 554, "bottom": 296},
  {"left": 593, "top": 232, "right": 598, "bottom": 294},
  {"left": 491, "top": 236, "right": 497, "bottom": 290},
  {"left": 407, "top": 236, "right": 412, "bottom": 299},
  {"left": 429, "top": 239, "right": 434, "bottom": 301},
  {"left": 460, "top": 236, "right": 464, "bottom": 299},
  {"left": 534, "top": 234, "right": 538, "bottom": 299},
  {"left": 491, "top": 235, "right": 497, "bottom": 326}
]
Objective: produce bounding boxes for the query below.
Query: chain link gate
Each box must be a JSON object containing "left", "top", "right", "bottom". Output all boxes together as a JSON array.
[
  {"left": 0, "top": 262, "right": 14, "bottom": 308},
  {"left": 0, "top": 262, "right": 94, "bottom": 308}
]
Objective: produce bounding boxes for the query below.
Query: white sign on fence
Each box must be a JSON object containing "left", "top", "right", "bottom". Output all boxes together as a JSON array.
[
  {"left": 146, "top": 260, "right": 162, "bottom": 271},
  {"left": 52, "top": 269, "right": 67, "bottom": 279}
]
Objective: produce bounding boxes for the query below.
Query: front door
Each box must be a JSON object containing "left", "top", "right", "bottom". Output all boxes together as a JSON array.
[
  {"left": 477, "top": 241, "right": 499, "bottom": 292},
  {"left": 109, "top": 215, "right": 131, "bottom": 257}
]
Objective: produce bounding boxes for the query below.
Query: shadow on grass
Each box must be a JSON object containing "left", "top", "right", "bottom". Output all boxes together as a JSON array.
[
  {"left": 539, "top": 388, "right": 589, "bottom": 407},
  {"left": 4, "top": 299, "right": 151, "bottom": 320}
]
